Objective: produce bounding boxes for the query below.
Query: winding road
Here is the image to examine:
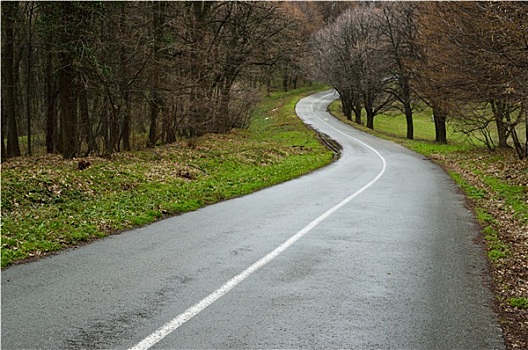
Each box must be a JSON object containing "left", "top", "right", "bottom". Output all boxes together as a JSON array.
[{"left": 1, "top": 91, "right": 504, "bottom": 349}]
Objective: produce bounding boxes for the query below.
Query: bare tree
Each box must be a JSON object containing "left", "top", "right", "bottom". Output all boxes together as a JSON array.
[
  {"left": 376, "top": 2, "right": 420, "bottom": 140},
  {"left": 1, "top": 0, "right": 309, "bottom": 159},
  {"left": 309, "top": 6, "right": 393, "bottom": 129},
  {"left": 415, "top": 2, "right": 528, "bottom": 157},
  {"left": 310, "top": 14, "right": 362, "bottom": 124},
  {"left": 1, "top": 1, "right": 21, "bottom": 159}
]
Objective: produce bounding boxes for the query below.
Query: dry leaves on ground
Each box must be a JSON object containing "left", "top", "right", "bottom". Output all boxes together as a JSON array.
[{"left": 440, "top": 149, "right": 527, "bottom": 350}]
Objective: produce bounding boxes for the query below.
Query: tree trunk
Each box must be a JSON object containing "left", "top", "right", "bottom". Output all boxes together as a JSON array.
[
  {"left": 122, "top": 92, "right": 131, "bottom": 151},
  {"left": 59, "top": 60, "right": 77, "bottom": 159},
  {"left": 147, "top": 92, "right": 160, "bottom": 148},
  {"left": 353, "top": 98, "right": 362, "bottom": 125},
  {"left": 432, "top": 104, "right": 447, "bottom": 144},
  {"left": 163, "top": 109, "right": 177, "bottom": 144},
  {"left": 292, "top": 75, "right": 298, "bottom": 89},
  {"left": 504, "top": 106, "right": 524, "bottom": 159},
  {"left": 2, "top": 103, "right": 7, "bottom": 162},
  {"left": 340, "top": 96, "right": 352, "bottom": 121},
  {"left": 26, "top": 2, "right": 34, "bottom": 156},
  {"left": 147, "top": 1, "right": 165, "bottom": 148},
  {"left": 404, "top": 101, "right": 414, "bottom": 140},
  {"left": 58, "top": 3, "right": 78, "bottom": 159},
  {"left": 2, "top": 1, "right": 21, "bottom": 158},
  {"left": 510, "top": 127, "right": 524, "bottom": 160},
  {"left": 365, "top": 106, "right": 375, "bottom": 129},
  {"left": 282, "top": 73, "right": 288, "bottom": 92},
  {"left": 45, "top": 45, "right": 57, "bottom": 154},
  {"left": 58, "top": 72, "right": 76, "bottom": 158},
  {"left": 495, "top": 118, "right": 508, "bottom": 148},
  {"left": 491, "top": 100, "right": 509, "bottom": 148},
  {"left": 80, "top": 87, "right": 96, "bottom": 155},
  {"left": 120, "top": 4, "right": 131, "bottom": 152},
  {"left": 354, "top": 109, "right": 362, "bottom": 125},
  {"left": 110, "top": 104, "right": 120, "bottom": 152},
  {"left": 101, "top": 99, "right": 111, "bottom": 154}
]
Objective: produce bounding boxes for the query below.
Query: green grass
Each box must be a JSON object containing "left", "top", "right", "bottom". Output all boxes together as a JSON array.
[
  {"left": 448, "top": 171, "right": 486, "bottom": 200},
  {"left": 508, "top": 297, "right": 528, "bottom": 309},
  {"left": 328, "top": 100, "right": 525, "bottom": 269},
  {"left": 482, "top": 225, "right": 509, "bottom": 263},
  {"left": 447, "top": 178, "right": 510, "bottom": 264},
  {"left": 481, "top": 175, "right": 528, "bottom": 223},
  {"left": 1, "top": 84, "right": 333, "bottom": 268},
  {"left": 328, "top": 101, "right": 471, "bottom": 154},
  {"left": 363, "top": 108, "right": 453, "bottom": 141}
]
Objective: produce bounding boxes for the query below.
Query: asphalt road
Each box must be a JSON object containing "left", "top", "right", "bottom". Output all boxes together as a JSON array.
[{"left": 1, "top": 91, "right": 504, "bottom": 349}]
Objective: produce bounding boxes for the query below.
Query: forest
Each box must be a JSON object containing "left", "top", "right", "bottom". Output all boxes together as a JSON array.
[
  {"left": 2, "top": 1, "right": 527, "bottom": 161},
  {"left": 1, "top": 1, "right": 315, "bottom": 160},
  {"left": 1, "top": 2, "right": 527, "bottom": 347}
]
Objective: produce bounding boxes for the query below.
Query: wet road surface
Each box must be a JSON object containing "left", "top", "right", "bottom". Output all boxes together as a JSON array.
[{"left": 1, "top": 91, "right": 504, "bottom": 349}]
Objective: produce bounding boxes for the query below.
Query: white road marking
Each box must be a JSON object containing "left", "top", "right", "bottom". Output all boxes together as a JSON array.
[
  {"left": 309, "top": 92, "right": 387, "bottom": 167},
  {"left": 129, "top": 91, "right": 386, "bottom": 350}
]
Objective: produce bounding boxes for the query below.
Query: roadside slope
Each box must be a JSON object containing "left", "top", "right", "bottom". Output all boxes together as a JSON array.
[{"left": 1, "top": 86, "right": 334, "bottom": 268}]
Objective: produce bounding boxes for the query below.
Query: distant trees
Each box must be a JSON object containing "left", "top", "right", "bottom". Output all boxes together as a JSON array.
[
  {"left": 3, "top": 2, "right": 526, "bottom": 161},
  {"left": 308, "top": 2, "right": 527, "bottom": 158},
  {"left": 310, "top": 6, "right": 394, "bottom": 130},
  {"left": 415, "top": 2, "right": 528, "bottom": 158},
  {"left": 309, "top": 3, "right": 416, "bottom": 132},
  {"left": 376, "top": 2, "right": 420, "bottom": 140},
  {"left": 309, "top": 9, "right": 362, "bottom": 124},
  {"left": 1, "top": 1, "right": 304, "bottom": 160}
]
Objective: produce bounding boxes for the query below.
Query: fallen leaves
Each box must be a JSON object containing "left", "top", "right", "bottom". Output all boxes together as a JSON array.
[
  {"left": 440, "top": 148, "right": 528, "bottom": 350},
  {"left": 0, "top": 87, "right": 334, "bottom": 269}
]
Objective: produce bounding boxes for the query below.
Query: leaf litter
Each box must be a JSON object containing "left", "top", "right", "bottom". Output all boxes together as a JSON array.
[{"left": 438, "top": 148, "right": 527, "bottom": 350}]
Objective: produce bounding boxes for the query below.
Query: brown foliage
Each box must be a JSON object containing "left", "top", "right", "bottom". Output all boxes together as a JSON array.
[
  {"left": 415, "top": 2, "right": 527, "bottom": 102},
  {"left": 414, "top": 2, "right": 528, "bottom": 156},
  {"left": 1, "top": 1, "right": 308, "bottom": 160}
]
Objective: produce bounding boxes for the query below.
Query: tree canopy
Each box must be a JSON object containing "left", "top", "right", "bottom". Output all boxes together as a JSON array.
[
  {"left": 307, "top": 1, "right": 527, "bottom": 157},
  {"left": 2, "top": 1, "right": 526, "bottom": 160},
  {"left": 1, "top": 1, "right": 311, "bottom": 160}
]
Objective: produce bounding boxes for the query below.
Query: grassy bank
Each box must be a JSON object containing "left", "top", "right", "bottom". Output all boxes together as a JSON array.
[
  {"left": 1, "top": 85, "right": 334, "bottom": 268},
  {"left": 329, "top": 100, "right": 528, "bottom": 350}
]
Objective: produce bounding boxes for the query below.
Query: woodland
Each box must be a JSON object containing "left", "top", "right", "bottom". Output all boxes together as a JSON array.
[
  {"left": 2, "top": 1, "right": 314, "bottom": 159},
  {"left": 1, "top": 1, "right": 527, "bottom": 349},
  {"left": 2, "top": 1, "right": 526, "bottom": 161}
]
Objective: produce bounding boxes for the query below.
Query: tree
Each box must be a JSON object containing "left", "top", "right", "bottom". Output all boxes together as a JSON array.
[
  {"left": 38, "top": 3, "right": 60, "bottom": 154},
  {"left": 1, "top": 0, "right": 310, "bottom": 160},
  {"left": 376, "top": 2, "right": 420, "bottom": 140},
  {"left": 415, "top": 2, "right": 528, "bottom": 156},
  {"left": 357, "top": 14, "right": 394, "bottom": 130},
  {"left": 146, "top": 1, "right": 166, "bottom": 148},
  {"left": 24, "top": 2, "right": 35, "bottom": 156},
  {"left": 309, "top": 6, "right": 393, "bottom": 129},
  {"left": 38, "top": 2, "right": 105, "bottom": 159},
  {"left": 1, "top": 1, "right": 22, "bottom": 159}
]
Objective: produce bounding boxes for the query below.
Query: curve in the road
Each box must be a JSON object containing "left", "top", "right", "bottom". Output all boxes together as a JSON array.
[
  {"left": 2, "top": 90, "right": 504, "bottom": 350},
  {"left": 129, "top": 91, "right": 385, "bottom": 350}
]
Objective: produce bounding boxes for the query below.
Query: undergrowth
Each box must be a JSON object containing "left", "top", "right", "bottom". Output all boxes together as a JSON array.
[{"left": 1, "top": 84, "right": 333, "bottom": 268}]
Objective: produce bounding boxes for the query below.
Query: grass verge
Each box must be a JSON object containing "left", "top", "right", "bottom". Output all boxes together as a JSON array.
[
  {"left": 1, "top": 84, "right": 334, "bottom": 268},
  {"left": 329, "top": 99, "right": 528, "bottom": 350}
]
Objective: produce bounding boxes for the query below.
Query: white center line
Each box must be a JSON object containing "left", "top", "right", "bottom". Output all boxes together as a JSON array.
[
  {"left": 129, "top": 92, "right": 386, "bottom": 350},
  {"left": 308, "top": 93, "right": 387, "bottom": 165}
]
